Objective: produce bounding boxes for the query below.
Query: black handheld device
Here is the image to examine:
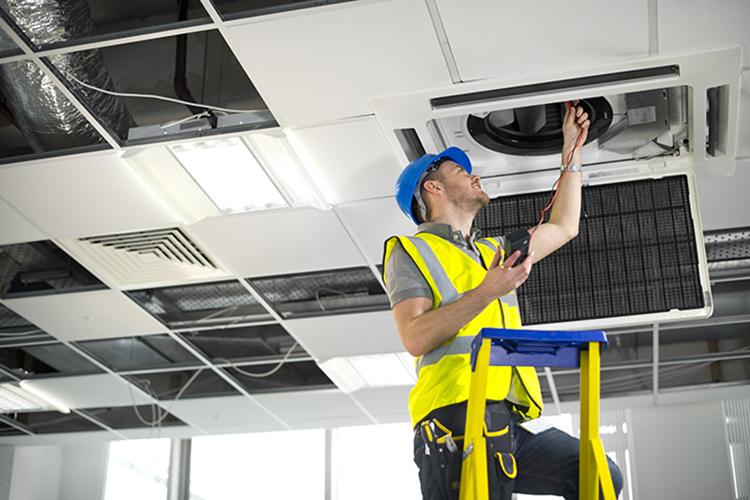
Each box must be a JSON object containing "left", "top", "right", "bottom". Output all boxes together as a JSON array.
[{"left": 505, "top": 229, "right": 530, "bottom": 267}]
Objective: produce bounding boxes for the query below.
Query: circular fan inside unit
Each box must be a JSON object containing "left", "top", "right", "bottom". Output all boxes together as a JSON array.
[{"left": 466, "top": 98, "right": 613, "bottom": 156}]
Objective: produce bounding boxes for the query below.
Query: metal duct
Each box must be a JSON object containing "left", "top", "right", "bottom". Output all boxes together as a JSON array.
[{"left": 0, "top": 0, "right": 132, "bottom": 152}]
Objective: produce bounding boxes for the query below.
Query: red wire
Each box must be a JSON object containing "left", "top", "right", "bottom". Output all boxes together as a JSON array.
[{"left": 534, "top": 102, "right": 585, "bottom": 230}]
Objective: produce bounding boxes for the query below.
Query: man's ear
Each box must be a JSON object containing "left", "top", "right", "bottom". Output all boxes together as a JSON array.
[{"left": 422, "top": 179, "right": 442, "bottom": 196}]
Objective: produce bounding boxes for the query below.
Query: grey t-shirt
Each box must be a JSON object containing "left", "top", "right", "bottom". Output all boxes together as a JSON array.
[{"left": 384, "top": 222, "right": 505, "bottom": 307}]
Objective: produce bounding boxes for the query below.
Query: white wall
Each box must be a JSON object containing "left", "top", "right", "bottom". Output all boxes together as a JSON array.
[
  {"left": 0, "top": 446, "right": 13, "bottom": 500},
  {"left": 5, "top": 443, "right": 108, "bottom": 500},
  {"left": 629, "top": 400, "right": 734, "bottom": 500}
]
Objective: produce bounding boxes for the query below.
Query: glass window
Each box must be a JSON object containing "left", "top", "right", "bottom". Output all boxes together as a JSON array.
[
  {"left": 332, "top": 423, "right": 421, "bottom": 500},
  {"left": 190, "top": 429, "right": 325, "bottom": 500},
  {"left": 104, "top": 438, "right": 171, "bottom": 500}
]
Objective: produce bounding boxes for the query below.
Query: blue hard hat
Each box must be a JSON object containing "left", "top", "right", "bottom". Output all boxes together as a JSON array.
[{"left": 394, "top": 146, "right": 472, "bottom": 225}]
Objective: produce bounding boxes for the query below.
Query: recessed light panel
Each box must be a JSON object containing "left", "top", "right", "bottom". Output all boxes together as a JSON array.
[{"left": 169, "top": 137, "right": 287, "bottom": 214}]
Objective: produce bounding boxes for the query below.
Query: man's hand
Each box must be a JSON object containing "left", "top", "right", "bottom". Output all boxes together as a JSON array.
[
  {"left": 476, "top": 248, "right": 534, "bottom": 301},
  {"left": 562, "top": 103, "right": 590, "bottom": 166}
]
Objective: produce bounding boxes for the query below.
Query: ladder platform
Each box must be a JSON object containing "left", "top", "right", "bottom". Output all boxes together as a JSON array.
[{"left": 470, "top": 328, "right": 609, "bottom": 370}]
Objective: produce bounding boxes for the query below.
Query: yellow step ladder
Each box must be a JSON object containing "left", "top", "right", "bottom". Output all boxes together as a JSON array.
[{"left": 459, "top": 328, "right": 616, "bottom": 500}]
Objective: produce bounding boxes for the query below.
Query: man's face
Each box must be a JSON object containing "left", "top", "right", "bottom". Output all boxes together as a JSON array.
[{"left": 433, "top": 160, "right": 490, "bottom": 213}]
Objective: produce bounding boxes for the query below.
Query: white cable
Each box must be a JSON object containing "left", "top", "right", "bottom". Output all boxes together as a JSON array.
[
  {"left": 63, "top": 72, "right": 267, "bottom": 114},
  {"left": 0, "top": 330, "right": 43, "bottom": 337},
  {"left": 314, "top": 287, "right": 348, "bottom": 312},
  {"left": 129, "top": 369, "right": 204, "bottom": 427},
  {"left": 216, "top": 342, "right": 299, "bottom": 378}
]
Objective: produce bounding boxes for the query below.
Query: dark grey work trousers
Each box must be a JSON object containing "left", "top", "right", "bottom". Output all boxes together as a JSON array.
[{"left": 413, "top": 401, "right": 624, "bottom": 500}]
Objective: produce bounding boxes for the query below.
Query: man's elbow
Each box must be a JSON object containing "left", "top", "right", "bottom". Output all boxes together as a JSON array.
[
  {"left": 403, "top": 336, "right": 426, "bottom": 358},
  {"left": 566, "top": 225, "right": 579, "bottom": 240}
]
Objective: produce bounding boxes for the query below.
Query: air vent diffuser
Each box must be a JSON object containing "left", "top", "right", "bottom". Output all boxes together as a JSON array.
[
  {"left": 475, "top": 175, "right": 706, "bottom": 326},
  {"left": 63, "top": 228, "right": 227, "bottom": 287}
]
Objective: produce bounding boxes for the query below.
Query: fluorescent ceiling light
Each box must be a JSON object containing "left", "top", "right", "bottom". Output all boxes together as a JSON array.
[
  {"left": 169, "top": 137, "right": 288, "bottom": 214},
  {"left": 319, "top": 353, "right": 416, "bottom": 394},
  {"left": 18, "top": 380, "right": 70, "bottom": 414},
  {"left": 246, "top": 132, "right": 330, "bottom": 210},
  {"left": 0, "top": 382, "right": 70, "bottom": 414}
]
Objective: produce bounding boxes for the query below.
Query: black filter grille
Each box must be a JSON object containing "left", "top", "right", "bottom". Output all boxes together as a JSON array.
[
  {"left": 248, "top": 267, "right": 389, "bottom": 319},
  {"left": 475, "top": 175, "right": 704, "bottom": 325},
  {"left": 127, "top": 280, "right": 272, "bottom": 329}
]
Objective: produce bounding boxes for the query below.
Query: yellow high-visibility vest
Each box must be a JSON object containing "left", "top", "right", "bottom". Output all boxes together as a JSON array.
[{"left": 383, "top": 232, "right": 543, "bottom": 427}]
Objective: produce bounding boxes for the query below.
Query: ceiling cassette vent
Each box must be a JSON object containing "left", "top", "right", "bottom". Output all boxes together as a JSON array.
[
  {"left": 371, "top": 48, "right": 741, "bottom": 178},
  {"left": 60, "top": 228, "right": 228, "bottom": 288},
  {"left": 475, "top": 173, "right": 712, "bottom": 329}
]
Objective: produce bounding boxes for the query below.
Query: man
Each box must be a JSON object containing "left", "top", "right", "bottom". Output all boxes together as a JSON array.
[{"left": 383, "top": 104, "right": 624, "bottom": 499}]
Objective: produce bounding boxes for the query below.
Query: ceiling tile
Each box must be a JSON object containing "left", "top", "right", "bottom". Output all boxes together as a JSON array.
[
  {"left": 21, "top": 374, "right": 152, "bottom": 409},
  {"left": 254, "top": 389, "right": 370, "bottom": 429},
  {"left": 222, "top": 0, "right": 450, "bottom": 125},
  {"left": 167, "top": 395, "right": 285, "bottom": 433},
  {"left": 351, "top": 386, "right": 411, "bottom": 423},
  {"left": 287, "top": 118, "right": 402, "bottom": 204},
  {"left": 658, "top": 0, "right": 750, "bottom": 67},
  {"left": 436, "top": 0, "right": 649, "bottom": 81},
  {"left": 1, "top": 290, "right": 168, "bottom": 342},
  {"left": 696, "top": 159, "right": 750, "bottom": 230},
  {"left": 285, "top": 311, "right": 402, "bottom": 360},
  {"left": 0, "top": 151, "right": 180, "bottom": 238},
  {"left": 0, "top": 196, "right": 46, "bottom": 245},
  {"left": 338, "top": 197, "right": 415, "bottom": 264},
  {"left": 186, "top": 209, "right": 365, "bottom": 277}
]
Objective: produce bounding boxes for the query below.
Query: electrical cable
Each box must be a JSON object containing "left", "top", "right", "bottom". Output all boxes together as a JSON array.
[
  {"left": 63, "top": 71, "right": 267, "bottom": 114},
  {"left": 315, "top": 287, "right": 348, "bottom": 311},
  {"left": 129, "top": 368, "right": 205, "bottom": 428},
  {"left": 215, "top": 342, "right": 299, "bottom": 378},
  {"left": 532, "top": 101, "right": 587, "bottom": 232},
  {"left": 0, "top": 329, "right": 44, "bottom": 337}
]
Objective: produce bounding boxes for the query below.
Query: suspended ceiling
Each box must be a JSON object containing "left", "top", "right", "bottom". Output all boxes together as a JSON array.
[{"left": 0, "top": 0, "right": 749, "bottom": 443}]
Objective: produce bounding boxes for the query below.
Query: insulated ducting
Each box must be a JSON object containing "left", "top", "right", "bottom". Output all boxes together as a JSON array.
[{"left": 0, "top": 0, "right": 132, "bottom": 152}]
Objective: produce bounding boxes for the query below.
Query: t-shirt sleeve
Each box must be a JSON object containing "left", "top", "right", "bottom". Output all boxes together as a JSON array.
[{"left": 384, "top": 241, "right": 433, "bottom": 307}]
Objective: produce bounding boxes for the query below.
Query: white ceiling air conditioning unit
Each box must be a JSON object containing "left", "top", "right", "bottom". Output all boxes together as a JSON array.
[{"left": 370, "top": 47, "right": 743, "bottom": 330}]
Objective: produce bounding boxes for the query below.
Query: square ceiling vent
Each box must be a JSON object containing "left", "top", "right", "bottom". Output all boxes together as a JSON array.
[{"left": 61, "top": 228, "right": 229, "bottom": 288}]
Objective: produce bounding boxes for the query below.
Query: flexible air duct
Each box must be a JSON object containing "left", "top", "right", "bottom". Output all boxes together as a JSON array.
[{"left": 0, "top": 0, "right": 131, "bottom": 152}]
